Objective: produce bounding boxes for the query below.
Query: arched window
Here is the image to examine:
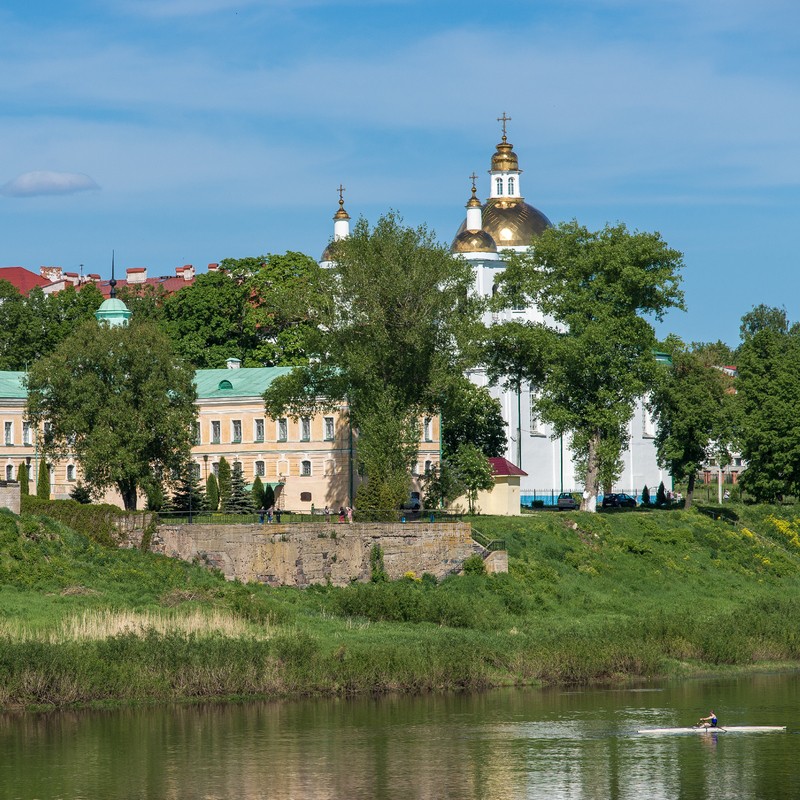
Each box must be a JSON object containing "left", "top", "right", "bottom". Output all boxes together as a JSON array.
[
  {"left": 5, "top": 464, "right": 12, "bottom": 481},
  {"left": 66, "top": 464, "right": 76, "bottom": 481},
  {"left": 425, "top": 460, "right": 432, "bottom": 474},
  {"left": 496, "top": 177, "right": 503, "bottom": 194},
  {"left": 301, "top": 460, "right": 312, "bottom": 476},
  {"left": 508, "top": 177, "right": 515, "bottom": 194},
  {"left": 218, "top": 379, "right": 233, "bottom": 390}
]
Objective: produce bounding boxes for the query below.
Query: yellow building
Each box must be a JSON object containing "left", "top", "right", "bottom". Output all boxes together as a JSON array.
[{"left": 0, "top": 366, "right": 441, "bottom": 511}]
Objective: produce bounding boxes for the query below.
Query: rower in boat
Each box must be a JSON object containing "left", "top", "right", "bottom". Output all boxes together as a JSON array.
[{"left": 697, "top": 711, "right": 718, "bottom": 729}]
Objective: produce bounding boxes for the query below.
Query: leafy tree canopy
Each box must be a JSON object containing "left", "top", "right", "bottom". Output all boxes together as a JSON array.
[
  {"left": 440, "top": 375, "right": 507, "bottom": 459},
  {"left": 486, "top": 220, "right": 684, "bottom": 510},
  {"left": 648, "top": 336, "right": 731, "bottom": 509},
  {"left": 264, "top": 212, "right": 482, "bottom": 506},
  {"left": 25, "top": 319, "right": 197, "bottom": 510},
  {"left": 735, "top": 308, "right": 800, "bottom": 502}
]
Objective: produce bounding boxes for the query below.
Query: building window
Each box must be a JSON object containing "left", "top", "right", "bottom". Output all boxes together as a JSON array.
[
  {"left": 192, "top": 462, "right": 201, "bottom": 480},
  {"left": 211, "top": 421, "right": 221, "bottom": 444},
  {"left": 66, "top": 464, "right": 76, "bottom": 481},
  {"left": 324, "top": 416, "right": 335, "bottom": 441},
  {"left": 300, "top": 491, "right": 312, "bottom": 503},
  {"left": 529, "top": 397, "right": 545, "bottom": 437},
  {"left": 232, "top": 420, "right": 242, "bottom": 444},
  {"left": 193, "top": 422, "right": 201, "bottom": 445},
  {"left": 22, "top": 422, "right": 32, "bottom": 446},
  {"left": 423, "top": 417, "right": 433, "bottom": 442},
  {"left": 508, "top": 177, "right": 515, "bottom": 194},
  {"left": 642, "top": 406, "right": 655, "bottom": 439},
  {"left": 4, "top": 422, "right": 12, "bottom": 446},
  {"left": 301, "top": 417, "right": 311, "bottom": 441},
  {"left": 496, "top": 177, "right": 503, "bottom": 194},
  {"left": 5, "top": 464, "right": 13, "bottom": 481},
  {"left": 212, "top": 462, "right": 219, "bottom": 477},
  {"left": 425, "top": 460, "right": 432, "bottom": 474},
  {"left": 254, "top": 419, "right": 264, "bottom": 443},
  {"left": 301, "top": 459, "right": 312, "bottom": 477},
  {"left": 255, "top": 460, "right": 265, "bottom": 477},
  {"left": 277, "top": 418, "right": 288, "bottom": 442}
]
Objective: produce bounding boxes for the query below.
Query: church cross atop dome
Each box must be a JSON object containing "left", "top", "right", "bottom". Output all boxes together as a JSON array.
[{"left": 497, "top": 112, "right": 511, "bottom": 141}]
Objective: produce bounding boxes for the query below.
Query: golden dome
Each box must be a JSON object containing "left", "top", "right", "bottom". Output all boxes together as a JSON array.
[
  {"left": 451, "top": 228, "right": 497, "bottom": 254},
  {"left": 452, "top": 197, "right": 551, "bottom": 251},
  {"left": 491, "top": 136, "right": 520, "bottom": 172},
  {"left": 320, "top": 238, "right": 344, "bottom": 263}
]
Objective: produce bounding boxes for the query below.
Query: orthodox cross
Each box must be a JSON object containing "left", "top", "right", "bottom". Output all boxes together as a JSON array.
[
  {"left": 337, "top": 183, "right": 346, "bottom": 207},
  {"left": 469, "top": 172, "right": 478, "bottom": 191},
  {"left": 497, "top": 112, "right": 511, "bottom": 139}
]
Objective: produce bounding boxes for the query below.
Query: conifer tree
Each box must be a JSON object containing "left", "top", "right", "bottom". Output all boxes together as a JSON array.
[
  {"left": 37, "top": 459, "right": 50, "bottom": 499},
  {"left": 171, "top": 468, "right": 207, "bottom": 514},
  {"left": 225, "top": 461, "right": 253, "bottom": 514},
  {"left": 217, "top": 457, "right": 232, "bottom": 510},
  {"left": 16, "top": 463, "right": 29, "bottom": 496},
  {"left": 641, "top": 484, "right": 650, "bottom": 506},
  {"left": 206, "top": 472, "right": 219, "bottom": 511},
  {"left": 251, "top": 475, "right": 267, "bottom": 509}
]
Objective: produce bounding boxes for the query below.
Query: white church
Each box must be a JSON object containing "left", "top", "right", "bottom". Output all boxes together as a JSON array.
[{"left": 320, "top": 117, "right": 669, "bottom": 505}]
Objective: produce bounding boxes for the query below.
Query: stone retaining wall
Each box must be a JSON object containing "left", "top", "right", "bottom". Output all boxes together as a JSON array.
[
  {"left": 0, "top": 481, "right": 21, "bottom": 516},
  {"left": 151, "top": 521, "right": 477, "bottom": 587}
]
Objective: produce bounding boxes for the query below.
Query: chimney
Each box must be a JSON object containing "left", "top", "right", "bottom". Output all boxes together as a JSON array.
[
  {"left": 176, "top": 264, "right": 195, "bottom": 281},
  {"left": 40, "top": 266, "right": 63, "bottom": 282},
  {"left": 126, "top": 267, "right": 147, "bottom": 284},
  {"left": 207, "top": 263, "right": 219, "bottom": 272},
  {"left": 64, "top": 272, "right": 80, "bottom": 286},
  {"left": 225, "top": 358, "right": 242, "bottom": 370}
]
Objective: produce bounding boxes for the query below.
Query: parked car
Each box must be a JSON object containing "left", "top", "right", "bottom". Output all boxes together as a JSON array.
[
  {"left": 556, "top": 492, "right": 579, "bottom": 510},
  {"left": 601, "top": 492, "right": 637, "bottom": 508}
]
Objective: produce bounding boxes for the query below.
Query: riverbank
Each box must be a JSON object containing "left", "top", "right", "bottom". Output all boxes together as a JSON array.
[{"left": 3, "top": 503, "right": 800, "bottom": 710}]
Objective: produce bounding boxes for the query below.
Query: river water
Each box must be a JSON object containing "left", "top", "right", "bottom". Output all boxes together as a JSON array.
[{"left": 1, "top": 672, "right": 798, "bottom": 800}]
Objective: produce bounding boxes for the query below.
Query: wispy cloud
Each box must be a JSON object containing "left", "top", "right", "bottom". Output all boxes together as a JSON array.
[{"left": 1, "top": 171, "right": 101, "bottom": 198}]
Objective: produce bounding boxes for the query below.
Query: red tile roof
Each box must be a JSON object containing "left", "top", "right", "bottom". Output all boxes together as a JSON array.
[
  {"left": 488, "top": 457, "right": 528, "bottom": 477},
  {"left": 0, "top": 266, "right": 52, "bottom": 295},
  {"left": 96, "top": 275, "right": 196, "bottom": 298}
]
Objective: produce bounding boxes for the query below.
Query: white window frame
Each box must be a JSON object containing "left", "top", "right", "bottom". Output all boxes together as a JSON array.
[
  {"left": 301, "top": 416, "right": 311, "bottom": 442},
  {"left": 254, "top": 418, "right": 265, "bottom": 443},
  {"left": 22, "top": 422, "right": 32, "bottom": 446},
  {"left": 300, "top": 459, "right": 312, "bottom": 477},
  {"left": 324, "top": 416, "right": 335, "bottom": 441},
  {"left": 66, "top": 464, "right": 76, "bottom": 482},
  {"left": 211, "top": 420, "right": 221, "bottom": 444},
  {"left": 255, "top": 460, "right": 265, "bottom": 477},
  {"left": 231, "top": 419, "right": 242, "bottom": 444},
  {"left": 4, "top": 421, "right": 12, "bottom": 446},
  {"left": 277, "top": 418, "right": 288, "bottom": 442}
]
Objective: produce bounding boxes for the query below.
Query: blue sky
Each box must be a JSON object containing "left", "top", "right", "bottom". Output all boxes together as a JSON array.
[{"left": 2, "top": 0, "right": 799, "bottom": 347}]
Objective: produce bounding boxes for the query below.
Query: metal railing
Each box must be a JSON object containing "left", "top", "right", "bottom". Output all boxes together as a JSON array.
[
  {"left": 471, "top": 526, "right": 506, "bottom": 552},
  {"left": 154, "top": 508, "right": 464, "bottom": 525}
]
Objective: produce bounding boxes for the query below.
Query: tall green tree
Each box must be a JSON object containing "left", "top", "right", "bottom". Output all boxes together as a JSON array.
[
  {"left": 0, "top": 282, "right": 104, "bottom": 370},
  {"left": 486, "top": 220, "right": 684, "bottom": 511},
  {"left": 171, "top": 467, "right": 207, "bottom": 514},
  {"left": 440, "top": 375, "right": 507, "bottom": 458},
  {"left": 16, "top": 463, "right": 29, "bottom": 496},
  {"left": 736, "top": 308, "right": 800, "bottom": 501},
  {"left": 648, "top": 338, "right": 731, "bottom": 509},
  {"left": 219, "top": 252, "right": 326, "bottom": 366},
  {"left": 162, "top": 272, "right": 254, "bottom": 368},
  {"left": 36, "top": 458, "right": 50, "bottom": 499},
  {"left": 217, "top": 457, "right": 232, "bottom": 512},
  {"left": 26, "top": 319, "right": 197, "bottom": 510},
  {"left": 264, "top": 213, "right": 482, "bottom": 508},
  {"left": 206, "top": 472, "right": 220, "bottom": 512},
  {"left": 225, "top": 461, "right": 253, "bottom": 513}
]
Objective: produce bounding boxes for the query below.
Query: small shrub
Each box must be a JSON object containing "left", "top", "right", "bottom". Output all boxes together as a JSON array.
[{"left": 462, "top": 554, "right": 486, "bottom": 575}]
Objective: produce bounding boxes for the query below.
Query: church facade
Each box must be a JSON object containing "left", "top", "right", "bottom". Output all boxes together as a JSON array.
[{"left": 322, "top": 118, "right": 668, "bottom": 503}]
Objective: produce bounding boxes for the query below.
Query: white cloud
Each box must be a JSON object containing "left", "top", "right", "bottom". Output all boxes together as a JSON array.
[{"left": 1, "top": 171, "right": 101, "bottom": 198}]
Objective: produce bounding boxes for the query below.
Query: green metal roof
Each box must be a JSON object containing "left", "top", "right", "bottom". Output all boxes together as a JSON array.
[
  {"left": 0, "top": 367, "right": 294, "bottom": 401},
  {"left": 194, "top": 367, "right": 294, "bottom": 399},
  {"left": 0, "top": 371, "right": 27, "bottom": 399}
]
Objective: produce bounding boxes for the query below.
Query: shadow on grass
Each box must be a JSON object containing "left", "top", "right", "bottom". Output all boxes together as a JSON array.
[{"left": 695, "top": 504, "right": 739, "bottom": 523}]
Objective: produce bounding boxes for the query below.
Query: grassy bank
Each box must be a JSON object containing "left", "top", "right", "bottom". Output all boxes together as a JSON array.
[{"left": 3, "top": 503, "right": 800, "bottom": 709}]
